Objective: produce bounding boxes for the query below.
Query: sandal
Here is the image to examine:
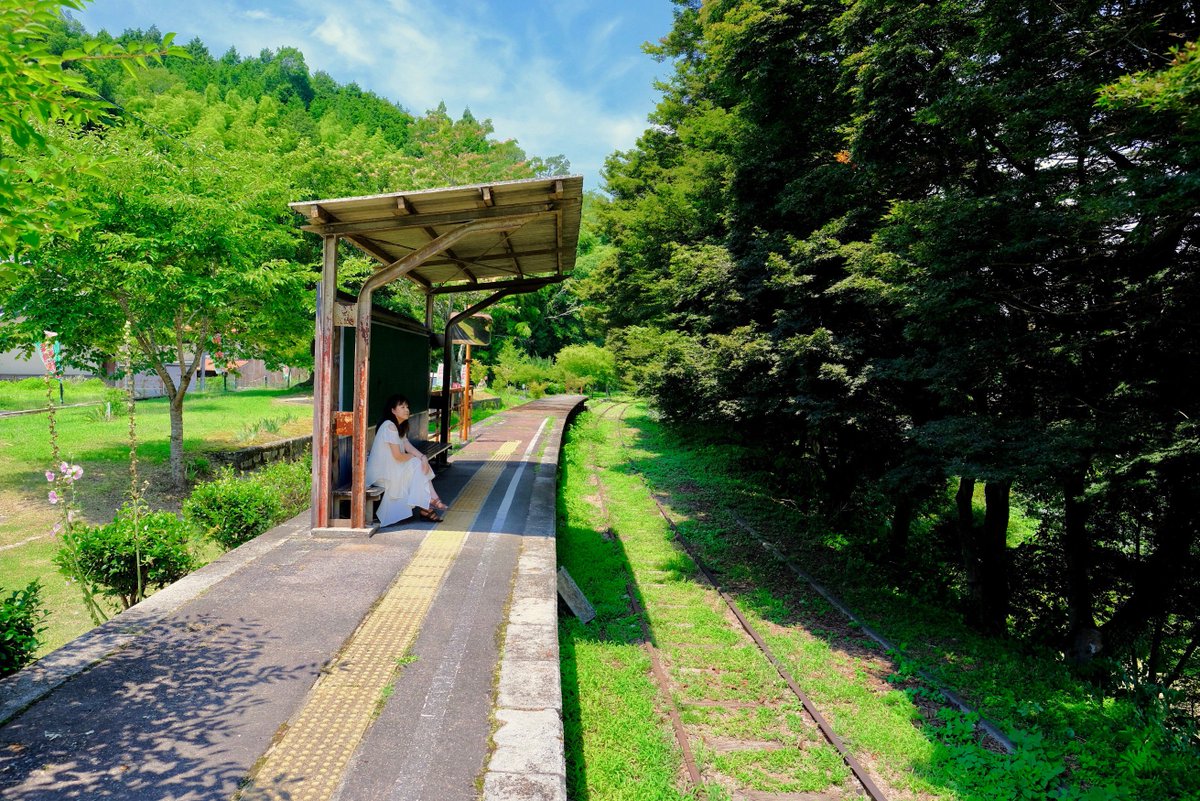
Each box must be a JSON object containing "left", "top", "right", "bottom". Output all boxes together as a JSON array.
[
  {"left": 430, "top": 499, "right": 449, "bottom": 511},
  {"left": 418, "top": 508, "right": 444, "bottom": 523}
]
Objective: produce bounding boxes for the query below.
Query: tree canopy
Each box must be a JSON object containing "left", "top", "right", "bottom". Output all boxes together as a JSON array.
[{"left": 593, "top": 0, "right": 1200, "bottom": 761}]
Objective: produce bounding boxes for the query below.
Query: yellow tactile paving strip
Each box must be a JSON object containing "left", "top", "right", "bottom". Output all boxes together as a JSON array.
[{"left": 238, "top": 441, "right": 520, "bottom": 801}]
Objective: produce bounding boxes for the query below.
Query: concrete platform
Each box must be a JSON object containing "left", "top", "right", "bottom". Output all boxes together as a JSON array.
[{"left": 0, "top": 395, "right": 586, "bottom": 801}]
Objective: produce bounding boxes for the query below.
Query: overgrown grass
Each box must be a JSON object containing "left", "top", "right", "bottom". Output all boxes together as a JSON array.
[
  {"left": 558, "top": 411, "right": 696, "bottom": 801},
  {"left": 0, "top": 387, "right": 313, "bottom": 655},
  {"left": 607, "top": 402, "right": 1199, "bottom": 801},
  {"left": 556, "top": 410, "right": 878, "bottom": 801}
]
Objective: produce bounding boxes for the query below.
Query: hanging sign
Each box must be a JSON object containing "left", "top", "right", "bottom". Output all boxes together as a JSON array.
[{"left": 450, "top": 313, "right": 492, "bottom": 346}]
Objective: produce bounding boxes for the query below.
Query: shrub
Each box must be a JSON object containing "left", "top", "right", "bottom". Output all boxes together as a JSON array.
[
  {"left": 184, "top": 469, "right": 282, "bottom": 550},
  {"left": 490, "top": 341, "right": 561, "bottom": 394},
  {"left": 0, "top": 581, "right": 47, "bottom": 677},
  {"left": 555, "top": 343, "right": 617, "bottom": 394},
  {"left": 254, "top": 454, "right": 312, "bottom": 519},
  {"left": 54, "top": 503, "right": 197, "bottom": 610},
  {"left": 185, "top": 456, "right": 213, "bottom": 482}
]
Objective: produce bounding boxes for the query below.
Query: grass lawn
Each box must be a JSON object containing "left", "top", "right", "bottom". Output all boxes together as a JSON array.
[
  {"left": 0, "top": 387, "right": 313, "bottom": 655},
  {"left": 563, "top": 401, "right": 1198, "bottom": 801},
  {"left": 0, "top": 376, "right": 114, "bottom": 412}
]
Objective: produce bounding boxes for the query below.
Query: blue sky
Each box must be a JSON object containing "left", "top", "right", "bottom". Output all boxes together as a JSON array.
[{"left": 74, "top": 0, "right": 677, "bottom": 192}]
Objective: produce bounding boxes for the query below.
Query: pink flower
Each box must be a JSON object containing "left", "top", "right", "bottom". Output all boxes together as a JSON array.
[
  {"left": 51, "top": 522, "right": 62, "bottom": 536},
  {"left": 70, "top": 465, "right": 83, "bottom": 480},
  {"left": 48, "top": 490, "right": 60, "bottom": 505},
  {"left": 59, "top": 461, "right": 70, "bottom": 474},
  {"left": 45, "top": 470, "right": 55, "bottom": 482}
]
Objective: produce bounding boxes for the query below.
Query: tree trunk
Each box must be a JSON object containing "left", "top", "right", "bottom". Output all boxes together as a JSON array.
[
  {"left": 1146, "top": 615, "right": 1165, "bottom": 684},
  {"left": 978, "top": 480, "right": 1011, "bottom": 635},
  {"left": 956, "top": 477, "right": 984, "bottom": 615},
  {"left": 1100, "top": 469, "right": 1198, "bottom": 655},
  {"left": 1165, "top": 623, "right": 1199, "bottom": 688},
  {"left": 1063, "top": 469, "right": 1100, "bottom": 664},
  {"left": 168, "top": 393, "right": 186, "bottom": 489}
]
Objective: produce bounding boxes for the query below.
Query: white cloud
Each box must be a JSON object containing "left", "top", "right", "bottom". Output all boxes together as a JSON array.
[{"left": 311, "top": 13, "right": 377, "bottom": 65}]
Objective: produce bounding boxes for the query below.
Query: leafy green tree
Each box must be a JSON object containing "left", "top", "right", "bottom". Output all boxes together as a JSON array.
[
  {"left": 602, "top": 0, "right": 1200, "bottom": 689},
  {"left": 2, "top": 127, "right": 313, "bottom": 487},
  {"left": 0, "top": 0, "right": 182, "bottom": 263}
]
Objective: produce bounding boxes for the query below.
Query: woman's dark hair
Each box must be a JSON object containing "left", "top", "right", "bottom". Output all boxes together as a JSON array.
[{"left": 377, "top": 394, "right": 411, "bottom": 438}]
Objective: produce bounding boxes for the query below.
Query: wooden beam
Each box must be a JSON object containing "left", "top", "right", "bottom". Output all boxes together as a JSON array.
[
  {"left": 416, "top": 245, "right": 570, "bottom": 268},
  {"left": 311, "top": 235, "right": 338, "bottom": 529},
  {"left": 308, "top": 204, "right": 331, "bottom": 224},
  {"left": 427, "top": 275, "right": 566, "bottom": 296},
  {"left": 501, "top": 231, "right": 524, "bottom": 278},
  {"left": 342, "top": 234, "right": 397, "bottom": 266},
  {"left": 395, "top": 196, "right": 415, "bottom": 216},
  {"left": 425, "top": 226, "right": 477, "bottom": 286},
  {"left": 478, "top": 187, "right": 494, "bottom": 208},
  {"left": 302, "top": 203, "right": 554, "bottom": 236},
  {"left": 552, "top": 179, "right": 563, "bottom": 200},
  {"left": 555, "top": 208, "right": 564, "bottom": 274}
]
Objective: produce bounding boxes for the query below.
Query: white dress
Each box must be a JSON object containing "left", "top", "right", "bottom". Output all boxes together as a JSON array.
[{"left": 364, "top": 420, "right": 434, "bottom": 526}]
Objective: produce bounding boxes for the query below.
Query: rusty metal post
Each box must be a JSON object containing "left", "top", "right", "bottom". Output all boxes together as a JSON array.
[
  {"left": 349, "top": 286, "right": 375, "bottom": 529},
  {"left": 311, "top": 235, "right": 338, "bottom": 528},
  {"left": 460, "top": 343, "right": 472, "bottom": 441},
  {"left": 441, "top": 290, "right": 514, "bottom": 447},
  {"left": 440, "top": 326, "right": 454, "bottom": 448}
]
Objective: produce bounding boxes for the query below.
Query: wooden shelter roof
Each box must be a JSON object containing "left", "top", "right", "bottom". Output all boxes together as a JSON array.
[{"left": 290, "top": 175, "right": 583, "bottom": 294}]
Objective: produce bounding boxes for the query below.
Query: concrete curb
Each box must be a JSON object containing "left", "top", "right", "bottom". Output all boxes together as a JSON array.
[
  {"left": 482, "top": 402, "right": 581, "bottom": 801},
  {"left": 0, "top": 511, "right": 307, "bottom": 726}
]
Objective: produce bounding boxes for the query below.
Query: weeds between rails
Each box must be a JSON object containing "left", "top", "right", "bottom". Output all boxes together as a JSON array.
[
  {"left": 586, "top": 402, "right": 704, "bottom": 788},
  {"left": 586, "top": 400, "right": 890, "bottom": 800},
  {"left": 592, "top": 399, "right": 1015, "bottom": 746}
]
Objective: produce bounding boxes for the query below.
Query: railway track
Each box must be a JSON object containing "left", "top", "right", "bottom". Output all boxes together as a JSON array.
[{"left": 584, "top": 400, "right": 890, "bottom": 800}]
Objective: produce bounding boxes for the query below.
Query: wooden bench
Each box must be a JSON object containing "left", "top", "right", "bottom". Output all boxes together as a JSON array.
[
  {"left": 331, "top": 439, "right": 452, "bottom": 523},
  {"left": 332, "top": 482, "right": 385, "bottom": 523},
  {"left": 417, "top": 438, "right": 452, "bottom": 469}
]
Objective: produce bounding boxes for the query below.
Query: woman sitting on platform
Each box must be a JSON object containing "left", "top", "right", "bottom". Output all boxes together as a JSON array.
[{"left": 365, "top": 394, "right": 448, "bottom": 526}]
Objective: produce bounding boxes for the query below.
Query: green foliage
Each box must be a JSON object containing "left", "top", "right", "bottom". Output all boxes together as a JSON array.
[
  {"left": 0, "top": 0, "right": 185, "bottom": 261},
  {"left": 182, "top": 455, "right": 310, "bottom": 550},
  {"left": 1100, "top": 40, "right": 1200, "bottom": 126},
  {"left": 554, "top": 344, "right": 616, "bottom": 394},
  {"left": 184, "top": 468, "right": 282, "bottom": 550},
  {"left": 252, "top": 455, "right": 313, "bottom": 520},
  {"left": 0, "top": 11, "right": 573, "bottom": 485},
  {"left": 0, "top": 581, "right": 47, "bottom": 677},
  {"left": 600, "top": 0, "right": 1200, "bottom": 709},
  {"left": 53, "top": 502, "right": 196, "bottom": 610},
  {"left": 489, "top": 342, "right": 562, "bottom": 395}
]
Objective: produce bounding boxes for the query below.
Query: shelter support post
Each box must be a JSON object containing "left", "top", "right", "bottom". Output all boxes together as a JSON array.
[
  {"left": 440, "top": 290, "right": 514, "bottom": 448},
  {"left": 311, "top": 235, "right": 338, "bottom": 529},
  {"left": 349, "top": 214, "right": 542, "bottom": 529}
]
